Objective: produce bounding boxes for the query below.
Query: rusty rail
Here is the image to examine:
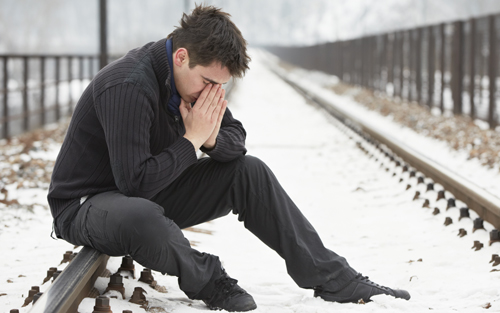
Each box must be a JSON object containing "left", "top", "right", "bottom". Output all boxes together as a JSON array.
[{"left": 270, "top": 63, "right": 500, "bottom": 230}]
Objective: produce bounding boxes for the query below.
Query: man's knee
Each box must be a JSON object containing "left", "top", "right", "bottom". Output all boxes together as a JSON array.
[{"left": 240, "top": 155, "right": 274, "bottom": 182}]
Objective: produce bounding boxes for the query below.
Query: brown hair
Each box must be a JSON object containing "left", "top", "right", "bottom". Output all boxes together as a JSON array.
[{"left": 167, "top": 4, "right": 250, "bottom": 78}]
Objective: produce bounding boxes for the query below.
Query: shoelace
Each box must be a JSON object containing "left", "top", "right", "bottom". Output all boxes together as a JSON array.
[
  {"left": 355, "top": 273, "right": 390, "bottom": 290},
  {"left": 208, "top": 275, "right": 245, "bottom": 304}
]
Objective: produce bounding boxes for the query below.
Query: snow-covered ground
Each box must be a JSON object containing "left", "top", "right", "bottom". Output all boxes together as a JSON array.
[{"left": 1, "top": 50, "right": 500, "bottom": 313}]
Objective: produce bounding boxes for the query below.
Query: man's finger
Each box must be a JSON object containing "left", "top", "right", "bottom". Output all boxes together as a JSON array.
[
  {"left": 196, "top": 84, "right": 214, "bottom": 112},
  {"left": 205, "top": 84, "right": 222, "bottom": 111}
]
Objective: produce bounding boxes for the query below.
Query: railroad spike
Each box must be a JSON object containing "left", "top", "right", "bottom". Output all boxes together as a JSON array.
[
  {"left": 490, "top": 254, "right": 499, "bottom": 263},
  {"left": 493, "top": 255, "right": 500, "bottom": 267},
  {"left": 473, "top": 218, "right": 485, "bottom": 233},
  {"left": 422, "top": 199, "right": 430, "bottom": 208},
  {"left": 436, "top": 190, "right": 446, "bottom": 201},
  {"left": 118, "top": 255, "right": 135, "bottom": 279},
  {"left": 446, "top": 198, "right": 456, "bottom": 210},
  {"left": 413, "top": 191, "right": 420, "bottom": 201},
  {"left": 458, "top": 228, "right": 467, "bottom": 237},
  {"left": 93, "top": 295, "right": 112, "bottom": 313},
  {"left": 433, "top": 207, "right": 440, "bottom": 215},
  {"left": 138, "top": 268, "right": 157, "bottom": 287},
  {"left": 42, "top": 267, "right": 57, "bottom": 284},
  {"left": 426, "top": 183, "right": 434, "bottom": 191},
  {"left": 444, "top": 217, "right": 453, "bottom": 226},
  {"left": 489, "top": 229, "right": 500, "bottom": 246},
  {"left": 21, "top": 286, "right": 40, "bottom": 307},
  {"left": 104, "top": 273, "right": 125, "bottom": 299},
  {"left": 129, "top": 287, "right": 148, "bottom": 306},
  {"left": 472, "top": 240, "right": 484, "bottom": 251},
  {"left": 417, "top": 176, "right": 425, "bottom": 184},
  {"left": 60, "top": 251, "right": 73, "bottom": 265},
  {"left": 459, "top": 208, "right": 470, "bottom": 221}
]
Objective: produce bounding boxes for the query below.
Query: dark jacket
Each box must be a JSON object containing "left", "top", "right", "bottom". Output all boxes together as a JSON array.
[{"left": 47, "top": 38, "right": 247, "bottom": 219}]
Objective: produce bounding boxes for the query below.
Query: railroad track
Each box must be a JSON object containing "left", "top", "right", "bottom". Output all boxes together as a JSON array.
[
  {"left": 268, "top": 60, "right": 500, "bottom": 258},
  {"left": 18, "top": 64, "right": 500, "bottom": 312}
]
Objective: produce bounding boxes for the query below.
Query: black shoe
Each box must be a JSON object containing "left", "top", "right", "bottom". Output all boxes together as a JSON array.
[
  {"left": 314, "top": 273, "right": 410, "bottom": 304},
  {"left": 203, "top": 271, "right": 257, "bottom": 312}
]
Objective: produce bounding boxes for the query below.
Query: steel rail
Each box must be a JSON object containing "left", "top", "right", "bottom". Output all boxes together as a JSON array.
[
  {"left": 271, "top": 66, "right": 500, "bottom": 230},
  {"left": 29, "top": 247, "right": 109, "bottom": 313}
]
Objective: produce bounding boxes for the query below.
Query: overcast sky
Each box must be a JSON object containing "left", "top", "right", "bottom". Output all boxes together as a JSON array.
[{"left": 2, "top": 0, "right": 500, "bottom": 54}]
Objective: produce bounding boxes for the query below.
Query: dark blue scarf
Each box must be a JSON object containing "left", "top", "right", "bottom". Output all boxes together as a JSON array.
[{"left": 166, "top": 39, "right": 181, "bottom": 116}]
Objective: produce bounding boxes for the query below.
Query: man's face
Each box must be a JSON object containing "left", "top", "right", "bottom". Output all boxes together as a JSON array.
[{"left": 173, "top": 48, "right": 232, "bottom": 104}]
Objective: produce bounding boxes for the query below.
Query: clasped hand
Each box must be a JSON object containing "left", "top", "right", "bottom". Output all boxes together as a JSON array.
[{"left": 180, "top": 84, "right": 227, "bottom": 150}]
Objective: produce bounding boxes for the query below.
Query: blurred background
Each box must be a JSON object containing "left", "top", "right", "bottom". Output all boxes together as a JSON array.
[
  {"left": 3, "top": 0, "right": 500, "bottom": 138},
  {"left": 2, "top": 0, "right": 500, "bottom": 54}
]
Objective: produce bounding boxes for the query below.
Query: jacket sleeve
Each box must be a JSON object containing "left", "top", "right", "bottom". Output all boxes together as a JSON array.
[
  {"left": 200, "top": 107, "right": 247, "bottom": 162},
  {"left": 95, "top": 84, "right": 198, "bottom": 198}
]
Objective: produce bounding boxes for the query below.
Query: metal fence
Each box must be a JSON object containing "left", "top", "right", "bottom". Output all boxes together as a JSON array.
[
  {"left": 0, "top": 54, "right": 100, "bottom": 139},
  {"left": 266, "top": 14, "right": 500, "bottom": 129}
]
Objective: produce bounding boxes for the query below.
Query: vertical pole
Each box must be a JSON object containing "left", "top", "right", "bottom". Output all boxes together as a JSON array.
[
  {"left": 389, "top": 33, "right": 395, "bottom": 89},
  {"left": 427, "top": 26, "right": 435, "bottom": 108},
  {"left": 452, "top": 21, "right": 464, "bottom": 115},
  {"left": 339, "top": 41, "right": 344, "bottom": 81},
  {"left": 99, "top": 0, "right": 108, "bottom": 70},
  {"left": 2, "top": 57, "right": 8, "bottom": 138},
  {"left": 440, "top": 23, "right": 446, "bottom": 113},
  {"left": 23, "top": 56, "right": 29, "bottom": 132},
  {"left": 470, "top": 18, "right": 476, "bottom": 119},
  {"left": 68, "top": 57, "right": 73, "bottom": 115},
  {"left": 416, "top": 27, "right": 423, "bottom": 104},
  {"left": 40, "top": 56, "right": 46, "bottom": 126},
  {"left": 55, "top": 56, "right": 60, "bottom": 121},
  {"left": 488, "top": 15, "right": 497, "bottom": 128},
  {"left": 409, "top": 29, "right": 414, "bottom": 101},
  {"left": 399, "top": 32, "right": 405, "bottom": 98},
  {"left": 79, "top": 56, "right": 84, "bottom": 95}
]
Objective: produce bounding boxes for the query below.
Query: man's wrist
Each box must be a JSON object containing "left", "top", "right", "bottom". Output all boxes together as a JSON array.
[
  {"left": 202, "top": 139, "right": 217, "bottom": 151},
  {"left": 183, "top": 135, "right": 203, "bottom": 151}
]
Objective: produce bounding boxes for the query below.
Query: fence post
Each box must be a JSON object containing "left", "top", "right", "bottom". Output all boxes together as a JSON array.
[
  {"left": 2, "top": 57, "right": 8, "bottom": 138},
  {"left": 469, "top": 18, "right": 476, "bottom": 120},
  {"left": 23, "top": 56, "right": 29, "bottom": 132},
  {"left": 440, "top": 23, "right": 446, "bottom": 113},
  {"left": 40, "top": 56, "right": 46, "bottom": 126},
  {"left": 409, "top": 29, "right": 415, "bottom": 101},
  {"left": 416, "top": 27, "right": 423, "bottom": 104},
  {"left": 55, "top": 56, "right": 60, "bottom": 121},
  {"left": 399, "top": 31, "right": 405, "bottom": 98},
  {"left": 488, "top": 15, "right": 497, "bottom": 128},
  {"left": 68, "top": 56, "right": 73, "bottom": 115},
  {"left": 427, "top": 26, "right": 435, "bottom": 108},
  {"left": 452, "top": 21, "right": 464, "bottom": 115}
]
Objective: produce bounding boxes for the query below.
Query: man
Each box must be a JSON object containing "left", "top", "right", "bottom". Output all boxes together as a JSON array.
[{"left": 48, "top": 4, "right": 410, "bottom": 312}]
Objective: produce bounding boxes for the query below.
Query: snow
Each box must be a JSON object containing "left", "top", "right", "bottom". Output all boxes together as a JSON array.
[{"left": 1, "top": 50, "right": 500, "bottom": 313}]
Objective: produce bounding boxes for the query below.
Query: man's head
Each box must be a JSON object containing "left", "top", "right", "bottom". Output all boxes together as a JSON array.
[{"left": 168, "top": 4, "right": 250, "bottom": 78}]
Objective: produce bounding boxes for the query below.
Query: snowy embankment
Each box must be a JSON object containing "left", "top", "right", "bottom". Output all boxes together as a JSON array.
[{"left": 0, "top": 50, "right": 499, "bottom": 313}]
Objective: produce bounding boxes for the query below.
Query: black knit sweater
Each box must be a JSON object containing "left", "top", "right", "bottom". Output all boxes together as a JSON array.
[{"left": 47, "top": 38, "right": 247, "bottom": 218}]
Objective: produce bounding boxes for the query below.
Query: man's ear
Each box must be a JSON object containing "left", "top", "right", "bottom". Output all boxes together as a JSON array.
[{"left": 174, "top": 48, "right": 189, "bottom": 67}]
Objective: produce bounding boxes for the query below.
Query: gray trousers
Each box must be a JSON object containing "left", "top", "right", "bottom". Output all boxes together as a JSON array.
[{"left": 54, "top": 155, "right": 356, "bottom": 299}]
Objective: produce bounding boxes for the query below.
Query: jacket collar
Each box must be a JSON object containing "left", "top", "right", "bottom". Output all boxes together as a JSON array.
[{"left": 149, "top": 38, "right": 175, "bottom": 113}]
